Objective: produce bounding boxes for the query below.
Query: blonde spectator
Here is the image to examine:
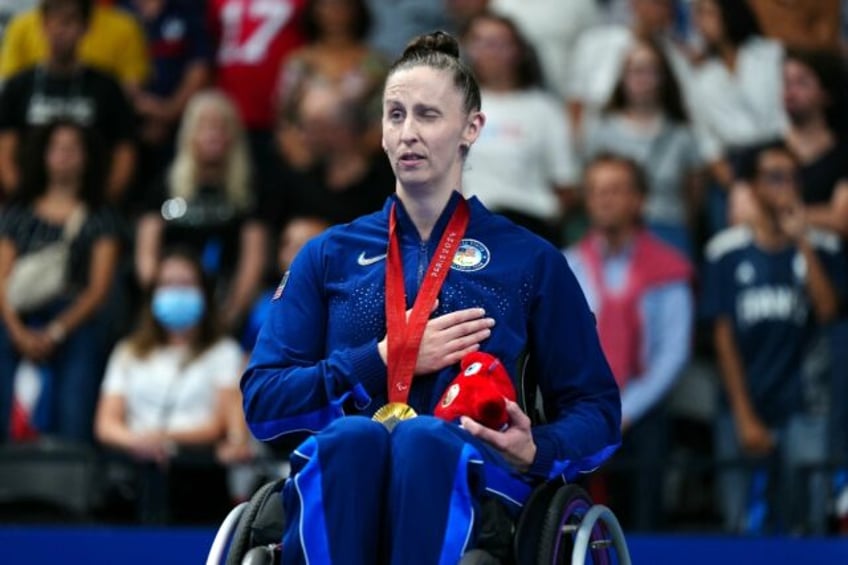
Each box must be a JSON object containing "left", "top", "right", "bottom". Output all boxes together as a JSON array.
[{"left": 134, "top": 90, "right": 269, "bottom": 332}]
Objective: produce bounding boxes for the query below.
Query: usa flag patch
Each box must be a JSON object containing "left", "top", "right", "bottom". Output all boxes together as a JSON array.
[{"left": 272, "top": 271, "right": 290, "bottom": 301}]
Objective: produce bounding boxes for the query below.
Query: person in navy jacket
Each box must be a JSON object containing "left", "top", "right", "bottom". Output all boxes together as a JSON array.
[{"left": 241, "top": 30, "right": 621, "bottom": 565}]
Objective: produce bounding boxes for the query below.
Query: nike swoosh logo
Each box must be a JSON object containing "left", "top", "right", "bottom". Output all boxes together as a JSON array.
[{"left": 357, "top": 251, "right": 387, "bottom": 266}]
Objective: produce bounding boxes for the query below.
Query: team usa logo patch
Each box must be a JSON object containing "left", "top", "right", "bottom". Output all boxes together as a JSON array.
[
  {"left": 272, "top": 271, "right": 290, "bottom": 301},
  {"left": 451, "top": 239, "right": 490, "bottom": 272}
]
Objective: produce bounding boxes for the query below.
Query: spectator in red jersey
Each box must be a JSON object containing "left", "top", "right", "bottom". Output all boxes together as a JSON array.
[{"left": 207, "top": 0, "right": 307, "bottom": 177}]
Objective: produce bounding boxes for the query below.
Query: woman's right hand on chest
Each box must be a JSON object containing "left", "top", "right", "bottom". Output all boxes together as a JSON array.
[{"left": 378, "top": 306, "right": 496, "bottom": 375}]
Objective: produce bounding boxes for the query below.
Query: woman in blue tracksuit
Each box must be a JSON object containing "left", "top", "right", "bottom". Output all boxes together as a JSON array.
[{"left": 241, "top": 31, "right": 621, "bottom": 565}]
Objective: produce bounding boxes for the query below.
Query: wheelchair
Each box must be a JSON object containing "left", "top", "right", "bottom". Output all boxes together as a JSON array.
[
  {"left": 206, "top": 469, "right": 631, "bottom": 565},
  {"left": 211, "top": 363, "right": 630, "bottom": 564}
]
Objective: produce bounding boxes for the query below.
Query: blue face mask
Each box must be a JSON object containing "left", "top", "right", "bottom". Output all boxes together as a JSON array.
[{"left": 152, "top": 286, "right": 206, "bottom": 331}]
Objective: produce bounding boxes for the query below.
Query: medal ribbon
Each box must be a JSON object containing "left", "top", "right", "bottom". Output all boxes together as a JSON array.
[{"left": 385, "top": 197, "right": 470, "bottom": 403}]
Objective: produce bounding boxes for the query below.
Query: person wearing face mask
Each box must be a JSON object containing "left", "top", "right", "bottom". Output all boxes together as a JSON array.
[{"left": 95, "top": 247, "right": 252, "bottom": 524}]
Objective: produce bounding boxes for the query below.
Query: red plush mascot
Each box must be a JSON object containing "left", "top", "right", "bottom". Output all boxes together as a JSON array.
[{"left": 434, "top": 352, "right": 517, "bottom": 430}]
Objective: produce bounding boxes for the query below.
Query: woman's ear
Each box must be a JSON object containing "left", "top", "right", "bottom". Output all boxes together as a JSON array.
[{"left": 461, "top": 111, "right": 486, "bottom": 149}]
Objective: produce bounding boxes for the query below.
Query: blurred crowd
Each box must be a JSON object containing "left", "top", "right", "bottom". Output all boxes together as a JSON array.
[{"left": 0, "top": 0, "right": 846, "bottom": 535}]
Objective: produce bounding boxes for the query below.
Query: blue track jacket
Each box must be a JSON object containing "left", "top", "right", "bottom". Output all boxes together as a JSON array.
[{"left": 242, "top": 192, "right": 621, "bottom": 481}]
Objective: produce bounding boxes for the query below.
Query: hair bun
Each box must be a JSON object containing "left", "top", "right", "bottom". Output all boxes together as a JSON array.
[{"left": 401, "top": 30, "right": 460, "bottom": 61}]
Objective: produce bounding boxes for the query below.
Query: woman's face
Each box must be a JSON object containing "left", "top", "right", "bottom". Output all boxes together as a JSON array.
[
  {"left": 693, "top": 0, "right": 724, "bottom": 47},
  {"left": 156, "top": 256, "right": 201, "bottom": 291},
  {"left": 783, "top": 59, "right": 827, "bottom": 123},
  {"left": 464, "top": 18, "right": 520, "bottom": 86},
  {"left": 191, "top": 105, "right": 233, "bottom": 166},
  {"left": 46, "top": 125, "right": 86, "bottom": 184},
  {"left": 622, "top": 43, "right": 662, "bottom": 106},
  {"left": 313, "top": 0, "right": 358, "bottom": 37},
  {"left": 382, "top": 66, "right": 483, "bottom": 194}
]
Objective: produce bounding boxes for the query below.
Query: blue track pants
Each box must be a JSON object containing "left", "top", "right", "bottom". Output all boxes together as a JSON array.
[{"left": 281, "top": 415, "right": 533, "bottom": 565}]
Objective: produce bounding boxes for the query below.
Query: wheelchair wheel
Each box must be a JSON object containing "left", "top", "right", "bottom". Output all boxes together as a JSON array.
[
  {"left": 225, "top": 479, "right": 285, "bottom": 565},
  {"left": 537, "top": 485, "right": 611, "bottom": 565}
]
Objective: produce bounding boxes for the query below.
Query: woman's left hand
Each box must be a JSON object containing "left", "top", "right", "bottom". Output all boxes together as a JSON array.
[{"left": 460, "top": 400, "right": 537, "bottom": 473}]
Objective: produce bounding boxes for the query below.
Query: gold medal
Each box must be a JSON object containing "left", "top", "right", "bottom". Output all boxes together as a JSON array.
[{"left": 372, "top": 402, "right": 417, "bottom": 431}]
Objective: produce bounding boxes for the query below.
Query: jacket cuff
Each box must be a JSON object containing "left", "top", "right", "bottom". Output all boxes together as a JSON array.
[
  {"left": 346, "top": 340, "right": 387, "bottom": 401},
  {"left": 528, "top": 430, "right": 558, "bottom": 479}
]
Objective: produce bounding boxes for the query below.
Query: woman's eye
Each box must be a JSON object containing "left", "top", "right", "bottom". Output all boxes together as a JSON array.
[{"left": 389, "top": 110, "right": 404, "bottom": 121}]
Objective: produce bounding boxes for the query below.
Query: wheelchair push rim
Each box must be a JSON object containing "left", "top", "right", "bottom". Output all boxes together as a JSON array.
[{"left": 539, "top": 485, "right": 614, "bottom": 565}]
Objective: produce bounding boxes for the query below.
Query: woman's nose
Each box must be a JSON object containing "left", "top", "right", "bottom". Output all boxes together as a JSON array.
[{"left": 399, "top": 117, "right": 419, "bottom": 143}]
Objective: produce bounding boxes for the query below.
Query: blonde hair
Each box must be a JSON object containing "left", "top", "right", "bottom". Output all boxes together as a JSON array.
[{"left": 167, "top": 90, "right": 252, "bottom": 210}]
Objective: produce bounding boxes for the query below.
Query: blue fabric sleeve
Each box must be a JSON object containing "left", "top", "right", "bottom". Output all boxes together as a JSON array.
[
  {"left": 621, "top": 282, "right": 693, "bottom": 424},
  {"left": 241, "top": 237, "right": 387, "bottom": 442},
  {"left": 526, "top": 245, "right": 622, "bottom": 481}
]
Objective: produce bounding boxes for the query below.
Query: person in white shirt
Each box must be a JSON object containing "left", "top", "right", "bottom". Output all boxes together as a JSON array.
[
  {"left": 96, "top": 247, "right": 251, "bottom": 522},
  {"left": 582, "top": 38, "right": 704, "bottom": 257},
  {"left": 688, "top": 0, "right": 787, "bottom": 232},
  {"left": 689, "top": 0, "right": 786, "bottom": 166},
  {"left": 487, "top": 0, "right": 598, "bottom": 101},
  {"left": 568, "top": 0, "right": 693, "bottom": 131},
  {"left": 461, "top": 12, "right": 579, "bottom": 245}
]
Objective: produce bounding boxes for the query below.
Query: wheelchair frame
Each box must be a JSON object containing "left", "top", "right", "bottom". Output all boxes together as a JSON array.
[{"left": 206, "top": 474, "right": 631, "bottom": 565}]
